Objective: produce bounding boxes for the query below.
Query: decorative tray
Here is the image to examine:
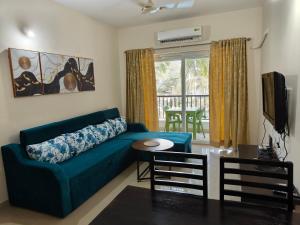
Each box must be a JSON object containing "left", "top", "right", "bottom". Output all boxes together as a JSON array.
[{"left": 143, "top": 141, "right": 160, "bottom": 147}]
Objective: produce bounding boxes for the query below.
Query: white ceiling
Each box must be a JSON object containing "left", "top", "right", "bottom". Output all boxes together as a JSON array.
[{"left": 54, "top": 0, "right": 264, "bottom": 27}]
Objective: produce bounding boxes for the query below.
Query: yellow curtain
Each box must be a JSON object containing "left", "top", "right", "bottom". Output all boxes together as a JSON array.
[
  {"left": 209, "top": 38, "right": 248, "bottom": 148},
  {"left": 126, "top": 48, "right": 159, "bottom": 131}
]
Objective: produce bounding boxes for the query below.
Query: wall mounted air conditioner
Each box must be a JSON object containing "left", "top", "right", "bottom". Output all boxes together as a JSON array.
[{"left": 156, "top": 27, "right": 202, "bottom": 46}]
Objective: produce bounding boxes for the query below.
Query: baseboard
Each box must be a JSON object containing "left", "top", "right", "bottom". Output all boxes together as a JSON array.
[{"left": 0, "top": 199, "right": 9, "bottom": 207}]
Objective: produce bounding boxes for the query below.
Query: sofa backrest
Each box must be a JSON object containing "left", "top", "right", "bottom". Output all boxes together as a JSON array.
[{"left": 20, "top": 108, "right": 120, "bottom": 146}]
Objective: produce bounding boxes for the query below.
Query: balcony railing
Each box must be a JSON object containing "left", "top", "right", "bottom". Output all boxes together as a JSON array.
[{"left": 157, "top": 95, "right": 209, "bottom": 120}]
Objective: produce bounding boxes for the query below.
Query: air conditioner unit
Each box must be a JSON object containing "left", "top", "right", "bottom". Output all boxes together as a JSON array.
[{"left": 156, "top": 27, "right": 202, "bottom": 46}]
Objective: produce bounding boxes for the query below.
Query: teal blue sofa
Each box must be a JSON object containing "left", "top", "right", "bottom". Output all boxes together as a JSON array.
[{"left": 1, "top": 108, "right": 191, "bottom": 217}]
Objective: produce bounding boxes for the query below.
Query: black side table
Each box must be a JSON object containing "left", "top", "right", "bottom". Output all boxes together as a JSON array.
[{"left": 132, "top": 138, "right": 174, "bottom": 182}]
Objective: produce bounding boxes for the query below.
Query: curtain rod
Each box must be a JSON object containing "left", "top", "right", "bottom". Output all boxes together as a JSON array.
[
  {"left": 154, "top": 38, "right": 252, "bottom": 51},
  {"left": 123, "top": 38, "right": 251, "bottom": 53}
]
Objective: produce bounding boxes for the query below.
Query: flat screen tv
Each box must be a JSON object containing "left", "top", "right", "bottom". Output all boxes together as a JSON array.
[{"left": 262, "top": 72, "right": 288, "bottom": 134}]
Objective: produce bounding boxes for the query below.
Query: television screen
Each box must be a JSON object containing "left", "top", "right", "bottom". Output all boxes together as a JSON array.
[
  {"left": 262, "top": 73, "right": 275, "bottom": 125},
  {"left": 262, "top": 72, "right": 288, "bottom": 134}
]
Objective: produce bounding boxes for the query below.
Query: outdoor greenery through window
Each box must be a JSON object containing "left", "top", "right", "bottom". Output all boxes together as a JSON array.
[
  {"left": 156, "top": 60, "right": 182, "bottom": 95},
  {"left": 156, "top": 58, "right": 209, "bottom": 95},
  {"left": 155, "top": 54, "right": 210, "bottom": 142},
  {"left": 185, "top": 58, "right": 209, "bottom": 95}
]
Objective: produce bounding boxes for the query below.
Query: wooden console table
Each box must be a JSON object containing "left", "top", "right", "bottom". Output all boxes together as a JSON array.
[{"left": 237, "top": 144, "right": 297, "bottom": 207}]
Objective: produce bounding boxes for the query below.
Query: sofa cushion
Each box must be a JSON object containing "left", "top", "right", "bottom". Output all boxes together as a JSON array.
[
  {"left": 27, "top": 124, "right": 110, "bottom": 163},
  {"left": 116, "top": 131, "right": 192, "bottom": 148},
  {"left": 63, "top": 125, "right": 98, "bottom": 155},
  {"left": 115, "top": 131, "right": 192, "bottom": 161},
  {"left": 92, "top": 121, "right": 115, "bottom": 144},
  {"left": 107, "top": 117, "right": 127, "bottom": 135},
  {"left": 20, "top": 108, "right": 120, "bottom": 146},
  {"left": 26, "top": 135, "right": 75, "bottom": 164},
  {"left": 59, "top": 139, "right": 135, "bottom": 208}
]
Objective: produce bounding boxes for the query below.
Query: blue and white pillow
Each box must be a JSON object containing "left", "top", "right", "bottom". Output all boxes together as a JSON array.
[
  {"left": 105, "top": 121, "right": 116, "bottom": 138},
  {"left": 64, "top": 125, "right": 98, "bottom": 155},
  {"left": 107, "top": 117, "right": 127, "bottom": 136},
  {"left": 92, "top": 121, "right": 115, "bottom": 144},
  {"left": 26, "top": 135, "right": 74, "bottom": 164},
  {"left": 26, "top": 122, "right": 119, "bottom": 164}
]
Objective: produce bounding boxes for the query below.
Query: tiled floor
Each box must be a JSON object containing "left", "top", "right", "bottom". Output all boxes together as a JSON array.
[{"left": 0, "top": 145, "right": 235, "bottom": 225}]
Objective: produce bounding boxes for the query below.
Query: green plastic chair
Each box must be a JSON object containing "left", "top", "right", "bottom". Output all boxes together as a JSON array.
[
  {"left": 164, "top": 106, "right": 182, "bottom": 132},
  {"left": 186, "top": 108, "right": 205, "bottom": 139}
]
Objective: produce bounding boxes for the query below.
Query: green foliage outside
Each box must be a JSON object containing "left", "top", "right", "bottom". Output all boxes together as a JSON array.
[{"left": 155, "top": 58, "right": 209, "bottom": 95}]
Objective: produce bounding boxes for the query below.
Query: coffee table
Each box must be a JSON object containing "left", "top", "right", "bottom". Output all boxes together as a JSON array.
[{"left": 132, "top": 138, "right": 174, "bottom": 182}]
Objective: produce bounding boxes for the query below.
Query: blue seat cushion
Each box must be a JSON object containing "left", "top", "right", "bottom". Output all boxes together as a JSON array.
[
  {"left": 59, "top": 139, "right": 135, "bottom": 208},
  {"left": 115, "top": 132, "right": 192, "bottom": 161},
  {"left": 116, "top": 132, "right": 191, "bottom": 149}
]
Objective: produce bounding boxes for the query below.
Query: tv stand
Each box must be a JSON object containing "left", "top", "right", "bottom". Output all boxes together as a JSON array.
[
  {"left": 257, "top": 146, "right": 277, "bottom": 161},
  {"left": 238, "top": 144, "right": 299, "bottom": 206},
  {"left": 256, "top": 147, "right": 283, "bottom": 173}
]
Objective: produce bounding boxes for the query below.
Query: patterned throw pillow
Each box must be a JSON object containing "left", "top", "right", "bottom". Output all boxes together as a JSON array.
[
  {"left": 64, "top": 125, "right": 98, "bottom": 155},
  {"left": 107, "top": 117, "right": 127, "bottom": 136},
  {"left": 92, "top": 121, "right": 115, "bottom": 144},
  {"left": 26, "top": 135, "right": 74, "bottom": 164},
  {"left": 26, "top": 125, "right": 100, "bottom": 163},
  {"left": 26, "top": 122, "right": 119, "bottom": 164}
]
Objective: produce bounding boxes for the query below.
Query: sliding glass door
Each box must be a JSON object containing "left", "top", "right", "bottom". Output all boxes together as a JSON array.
[
  {"left": 155, "top": 52, "right": 209, "bottom": 143},
  {"left": 184, "top": 57, "right": 209, "bottom": 142},
  {"left": 156, "top": 59, "right": 184, "bottom": 132}
]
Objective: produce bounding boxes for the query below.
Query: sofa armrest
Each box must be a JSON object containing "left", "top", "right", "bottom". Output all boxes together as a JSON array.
[
  {"left": 127, "top": 123, "right": 148, "bottom": 132},
  {"left": 1, "top": 144, "right": 72, "bottom": 217}
]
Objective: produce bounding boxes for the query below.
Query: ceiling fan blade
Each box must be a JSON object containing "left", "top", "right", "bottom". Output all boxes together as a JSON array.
[
  {"left": 141, "top": 0, "right": 189, "bottom": 15},
  {"left": 141, "top": 6, "right": 159, "bottom": 14},
  {"left": 141, "top": 8, "right": 151, "bottom": 14},
  {"left": 163, "top": 3, "right": 176, "bottom": 9},
  {"left": 176, "top": 0, "right": 194, "bottom": 9},
  {"left": 136, "top": 0, "right": 153, "bottom": 7},
  {"left": 150, "top": 7, "right": 161, "bottom": 14}
]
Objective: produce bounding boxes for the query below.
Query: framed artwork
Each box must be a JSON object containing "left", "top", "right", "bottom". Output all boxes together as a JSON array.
[
  {"left": 40, "top": 52, "right": 79, "bottom": 94},
  {"left": 78, "top": 57, "right": 95, "bottom": 91},
  {"left": 8, "top": 48, "right": 95, "bottom": 97},
  {"left": 8, "top": 48, "right": 43, "bottom": 97}
]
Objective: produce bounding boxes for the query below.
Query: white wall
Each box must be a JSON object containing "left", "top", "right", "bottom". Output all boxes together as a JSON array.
[
  {"left": 261, "top": 0, "right": 300, "bottom": 189},
  {"left": 0, "top": 0, "right": 120, "bottom": 203},
  {"left": 118, "top": 8, "right": 263, "bottom": 145}
]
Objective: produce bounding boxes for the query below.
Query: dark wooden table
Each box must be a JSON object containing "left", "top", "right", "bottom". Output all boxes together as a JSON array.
[
  {"left": 238, "top": 144, "right": 262, "bottom": 159},
  {"left": 238, "top": 144, "right": 299, "bottom": 206},
  {"left": 132, "top": 138, "right": 174, "bottom": 181},
  {"left": 90, "top": 186, "right": 300, "bottom": 225}
]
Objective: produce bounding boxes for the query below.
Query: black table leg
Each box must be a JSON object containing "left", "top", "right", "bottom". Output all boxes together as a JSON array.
[
  {"left": 136, "top": 153, "right": 173, "bottom": 182},
  {"left": 137, "top": 153, "right": 150, "bottom": 182}
]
